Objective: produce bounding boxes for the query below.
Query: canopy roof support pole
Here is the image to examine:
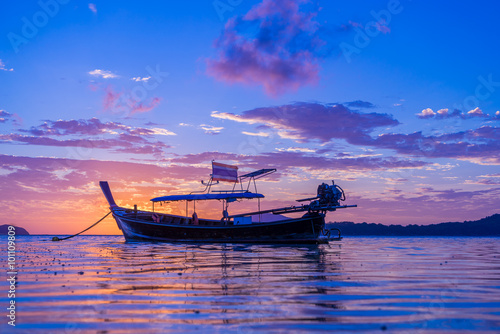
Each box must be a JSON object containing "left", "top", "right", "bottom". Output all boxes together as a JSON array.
[{"left": 258, "top": 198, "right": 261, "bottom": 222}]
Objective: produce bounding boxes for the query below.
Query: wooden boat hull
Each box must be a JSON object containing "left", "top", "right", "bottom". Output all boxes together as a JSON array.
[{"left": 111, "top": 208, "right": 327, "bottom": 244}]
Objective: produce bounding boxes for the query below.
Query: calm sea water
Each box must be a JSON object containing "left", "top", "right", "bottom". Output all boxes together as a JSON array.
[{"left": 1, "top": 236, "right": 500, "bottom": 333}]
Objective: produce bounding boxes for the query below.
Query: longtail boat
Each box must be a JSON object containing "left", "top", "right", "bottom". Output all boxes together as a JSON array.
[{"left": 100, "top": 162, "right": 356, "bottom": 244}]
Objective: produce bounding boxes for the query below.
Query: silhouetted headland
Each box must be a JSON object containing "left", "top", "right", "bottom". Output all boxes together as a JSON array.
[
  {"left": 328, "top": 214, "right": 500, "bottom": 236},
  {"left": 0, "top": 224, "right": 30, "bottom": 235}
]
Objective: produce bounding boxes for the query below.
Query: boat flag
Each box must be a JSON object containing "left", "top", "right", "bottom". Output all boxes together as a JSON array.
[{"left": 212, "top": 162, "right": 238, "bottom": 183}]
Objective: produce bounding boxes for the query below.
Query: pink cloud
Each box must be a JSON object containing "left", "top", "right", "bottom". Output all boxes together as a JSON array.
[
  {"left": 130, "top": 96, "right": 161, "bottom": 115},
  {"left": 103, "top": 86, "right": 123, "bottom": 111},
  {"left": 88, "top": 3, "right": 97, "bottom": 14},
  {"left": 0, "top": 154, "right": 208, "bottom": 234},
  {"left": 206, "top": 0, "right": 323, "bottom": 96},
  {"left": 102, "top": 86, "right": 161, "bottom": 115},
  {"left": 375, "top": 20, "right": 391, "bottom": 34}
]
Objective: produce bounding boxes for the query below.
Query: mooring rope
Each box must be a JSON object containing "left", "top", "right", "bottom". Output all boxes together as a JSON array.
[{"left": 52, "top": 211, "right": 112, "bottom": 241}]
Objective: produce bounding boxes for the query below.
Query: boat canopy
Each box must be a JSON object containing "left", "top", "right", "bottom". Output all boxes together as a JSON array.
[{"left": 151, "top": 192, "right": 264, "bottom": 202}]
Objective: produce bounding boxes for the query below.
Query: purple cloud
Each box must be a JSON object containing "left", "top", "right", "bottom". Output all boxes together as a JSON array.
[
  {"left": 2, "top": 118, "right": 175, "bottom": 156},
  {"left": 18, "top": 118, "right": 175, "bottom": 137},
  {"left": 212, "top": 101, "right": 500, "bottom": 164},
  {"left": 207, "top": 0, "right": 323, "bottom": 96},
  {"left": 0, "top": 133, "right": 170, "bottom": 155},
  {"left": 19, "top": 118, "right": 126, "bottom": 136},
  {"left": 363, "top": 126, "right": 500, "bottom": 163},
  {"left": 0, "top": 110, "right": 10, "bottom": 123},
  {"left": 0, "top": 110, "right": 23, "bottom": 126},
  {"left": 212, "top": 102, "right": 399, "bottom": 143},
  {"left": 344, "top": 100, "right": 375, "bottom": 109}
]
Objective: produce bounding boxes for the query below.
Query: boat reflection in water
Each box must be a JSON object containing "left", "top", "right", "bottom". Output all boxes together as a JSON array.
[{"left": 100, "top": 240, "right": 344, "bottom": 326}]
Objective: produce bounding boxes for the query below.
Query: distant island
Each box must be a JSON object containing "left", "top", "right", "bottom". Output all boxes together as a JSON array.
[
  {"left": 327, "top": 214, "right": 500, "bottom": 236},
  {"left": 0, "top": 225, "right": 30, "bottom": 235}
]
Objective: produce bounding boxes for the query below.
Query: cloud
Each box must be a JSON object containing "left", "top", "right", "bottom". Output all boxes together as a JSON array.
[
  {"left": 0, "top": 110, "right": 11, "bottom": 123},
  {"left": 417, "top": 108, "right": 438, "bottom": 118},
  {"left": 465, "top": 179, "right": 500, "bottom": 185},
  {"left": 375, "top": 20, "right": 391, "bottom": 34},
  {"left": 171, "top": 150, "right": 427, "bottom": 173},
  {"left": 417, "top": 107, "right": 496, "bottom": 119},
  {"left": 351, "top": 186, "right": 500, "bottom": 225},
  {"left": 102, "top": 86, "right": 161, "bottom": 115},
  {"left": 0, "top": 154, "right": 212, "bottom": 234},
  {"left": 212, "top": 101, "right": 500, "bottom": 164},
  {"left": 0, "top": 110, "right": 22, "bottom": 126},
  {"left": 206, "top": 0, "right": 323, "bottom": 96},
  {"left": 241, "top": 131, "right": 270, "bottom": 137},
  {"left": 129, "top": 97, "right": 161, "bottom": 115},
  {"left": 89, "top": 69, "right": 119, "bottom": 79},
  {"left": 19, "top": 117, "right": 125, "bottom": 136},
  {"left": 131, "top": 76, "right": 151, "bottom": 82},
  {"left": 103, "top": 86, "right": 122, "bottom": 110},
  {"left": 0, "top": 133, "right": 170, "bottom": 155},
  {"left": 88, "top": 3, "right": 97, "bottom": 14},
  {"left": 147, "top": 128, "right": 177, "bottom": 136},
  {"left": 3, "top": 118, "right": 175, "bottom": 156},
  {"left": 276, "top": 147, "right": 315, "bottom": 153},
  {"left": 212, "top": 102, "right": 399, "bottom": 143},
  {"left": 199, "top": 124, "right": 224, "bottom": 135},
  {"left": 364, "top": 126, "right": 500, "bottom": 164},
  {"left": 0, "top": 59, "right": 13, "bottom": 72},
  {"left": 344, "top": 100, "right": 375, "bottom": 109},
  {"left": 467, "top": 107, "right": 485, "bottom": 117},
  {"left": 0, "top": 152, "right": 495, "bottom": 233},
  {"left": 345, "top": 19, "right": 390, "bottom": 34}
]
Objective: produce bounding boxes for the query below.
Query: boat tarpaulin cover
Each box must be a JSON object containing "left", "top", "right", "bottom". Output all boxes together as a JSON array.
[
  {"left": 151, "top": 192, "right": 264, "bottom": 202},
  {"left": 212, "top": 162, "right": 238, "bottom": 183}
]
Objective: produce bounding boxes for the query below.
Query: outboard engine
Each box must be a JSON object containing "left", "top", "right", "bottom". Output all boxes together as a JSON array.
[{"left": 308, "top": 181, "right": 346, "bottom": 212}]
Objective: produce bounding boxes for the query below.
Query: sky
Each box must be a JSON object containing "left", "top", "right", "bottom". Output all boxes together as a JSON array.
[{"left": 1, "top": 0, "right": 499, "bottom": 235}]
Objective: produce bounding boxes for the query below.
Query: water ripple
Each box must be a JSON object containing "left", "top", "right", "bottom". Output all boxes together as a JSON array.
[{"left": 1, "top": 236, "right": 500, "bottom": 333}]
